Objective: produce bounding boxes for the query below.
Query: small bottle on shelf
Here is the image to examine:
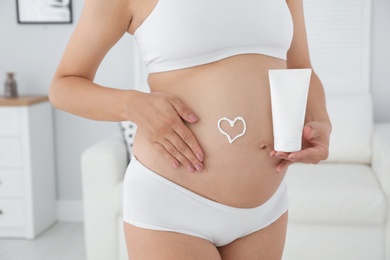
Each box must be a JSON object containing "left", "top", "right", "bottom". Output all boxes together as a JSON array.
[{"left": 4, "top": 72, "right": 18, "bottom": 98}]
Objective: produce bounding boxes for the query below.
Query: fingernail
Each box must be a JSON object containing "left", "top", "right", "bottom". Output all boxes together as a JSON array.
[
  {"left": 195, "top": 164, "right": 203, "bottom": 172},
  {"left": 187, "top": 165, "right": 196, "bottom": 173},
  {"left": 196, "top": 152, "right": 204, "bottom": 162},
  {"left": 188, "top": 113, "right": 198, "bottom": 122}
]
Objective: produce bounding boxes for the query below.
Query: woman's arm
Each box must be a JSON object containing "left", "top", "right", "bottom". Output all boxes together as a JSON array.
[
  {"left": 272, "top": 0, "right": 332, "bottom": 172},
  {"left": 286, "top": 0, "right": 331, "bottom": 127},
  {"left": 49, "top": 0, "right": 136, "bottom": 121},
  {"left": 49, "top": 0, "right": 204, "bottom": 172}
]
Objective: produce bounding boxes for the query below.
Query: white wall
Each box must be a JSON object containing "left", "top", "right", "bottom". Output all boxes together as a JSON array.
[{"left": 0, "top": 0, "right": 389, "bottom": 207}]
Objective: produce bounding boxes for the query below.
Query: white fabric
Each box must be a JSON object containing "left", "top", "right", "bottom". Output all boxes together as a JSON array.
[
  {"left": 284, "top": 223, "right": 385, "bottom": 260},
  {"left": 119, "top": 121, "right": 137, "bottom": 161},
  {"left": 325, "top": 93, "right": 373, "bottom": 163},
  {"left": 122, "top": 156, "right": 288, "bottom": 247},
  {"left": 117, "top": 216, "right": 128, "bottom": 260},
  {"left": 372, "top": 124, "right": 390, "bottom": 260},
  {"left": 286, "top": 163, "right": 386, "bottom": 225},
  {"left": 81, "top": 134, "right": 128, "bottom": 260},
  {"left": 372, "top": 124, "right": 390, "bottom": 194},
  {"left": 116, "top": 182, "right": 123, "bottom": 215},
  {"left": 134, "top": 0, "right": 293, "bottom": 72}
]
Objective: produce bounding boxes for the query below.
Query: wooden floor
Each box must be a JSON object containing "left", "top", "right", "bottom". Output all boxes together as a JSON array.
[{"left": 0, "top": 222, "right": 86, "bottom": 260}]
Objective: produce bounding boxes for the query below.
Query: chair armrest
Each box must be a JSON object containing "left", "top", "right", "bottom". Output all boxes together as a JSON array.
[
  {"left": 371, "top": 123, "right": 390, "bottom": 260},
  {"left": 372, "top": 123, "right": 390, "bottom": 193},
  {"left": 81, "top": 133, "right": 129, "bottom": 260}
]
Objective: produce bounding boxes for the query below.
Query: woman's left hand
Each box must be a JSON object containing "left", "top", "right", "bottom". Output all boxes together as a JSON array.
[{"left": 270, "top": 121, "right": 331, "bottom": 173}]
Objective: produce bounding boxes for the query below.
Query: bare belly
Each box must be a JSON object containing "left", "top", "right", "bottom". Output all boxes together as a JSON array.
[{"left": 133, "top": 54, "right": 288, "bottom": 208}]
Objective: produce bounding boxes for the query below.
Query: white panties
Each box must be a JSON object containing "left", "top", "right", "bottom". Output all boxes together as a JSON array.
[{"left": 122, "top": 155, "right": 288, "bottom": 247}]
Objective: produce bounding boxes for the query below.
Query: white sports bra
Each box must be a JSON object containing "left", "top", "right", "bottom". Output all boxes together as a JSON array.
[{"left": 133, "top": 0, "right": 294, "bottom": 73}]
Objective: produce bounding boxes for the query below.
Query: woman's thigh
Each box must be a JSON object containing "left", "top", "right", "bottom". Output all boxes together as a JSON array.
[
  {"left": 124, "top": 223, "right": 222, "bottom": 260},
  {"left": 217, "top": 211, "right": 288, "bottom": 260}
]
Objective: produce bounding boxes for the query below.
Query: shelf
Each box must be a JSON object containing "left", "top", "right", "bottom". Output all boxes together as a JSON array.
[{"left": 0, "top": 96, "right": 49, "bottom": 107}]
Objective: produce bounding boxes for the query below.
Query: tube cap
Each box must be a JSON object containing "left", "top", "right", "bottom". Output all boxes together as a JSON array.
[{"left": 274, "top": 137, "right": 302, "bottom": 152}]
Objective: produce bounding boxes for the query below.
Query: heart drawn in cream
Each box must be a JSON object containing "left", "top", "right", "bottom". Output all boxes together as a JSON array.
[{"left": 217, "top": 116, "right": 247, "bottom": 144}]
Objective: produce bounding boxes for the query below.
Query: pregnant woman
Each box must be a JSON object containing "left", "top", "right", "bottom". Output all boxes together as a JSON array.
[{"left": 49, "top": 0, "right": 331, "bottom": 259}]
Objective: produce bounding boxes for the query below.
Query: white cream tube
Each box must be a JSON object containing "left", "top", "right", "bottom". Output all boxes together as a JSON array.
[{"left": 269, "top": 68, "right": 312, "bottom": 152}]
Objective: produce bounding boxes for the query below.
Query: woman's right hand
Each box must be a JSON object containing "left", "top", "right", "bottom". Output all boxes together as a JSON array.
[{"left": 132, "top": 91, "right": 204, "bottom": 173}]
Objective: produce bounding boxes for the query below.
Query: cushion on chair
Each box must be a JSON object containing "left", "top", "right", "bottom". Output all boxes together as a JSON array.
[
  {"left": 119, "top": 121, "right": 138, "bottom": 161},
  {"left": 325, "top": 93, "right": 373, "bottom": 164},
  {"left": 286, "top": 163, "right": 386, "bottom": 225}
]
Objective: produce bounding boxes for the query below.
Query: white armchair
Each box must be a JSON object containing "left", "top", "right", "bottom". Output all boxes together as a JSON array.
[{"left": 81, "top": 134, "right": 129, "bottom": 260}]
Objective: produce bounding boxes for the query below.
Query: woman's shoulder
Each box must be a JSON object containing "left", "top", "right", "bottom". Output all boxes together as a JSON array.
[
  {"left": 83, "top": 0, "right": 133, "bottom": 25},
  {"left": 78, "top": 0, "right": 134, "bottom": 35}
]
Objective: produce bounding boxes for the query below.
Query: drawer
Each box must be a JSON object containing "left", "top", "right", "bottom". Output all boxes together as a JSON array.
[
  {"left": 0, "top": 139, "right": 22, "bottom": 167},
  {"left": 0, "top": 108, "right": 20, "bottom": 137},
  {"left": 0, "top": 199, "right": 24, "bottom": 228},
  {"left": 0, "top": 169, "right": 23, "bottom": 198}
]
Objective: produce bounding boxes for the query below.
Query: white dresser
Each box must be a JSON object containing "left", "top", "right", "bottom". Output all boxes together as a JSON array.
[{"left": 0, "top": 96, "right": 56, "bottom": 239}]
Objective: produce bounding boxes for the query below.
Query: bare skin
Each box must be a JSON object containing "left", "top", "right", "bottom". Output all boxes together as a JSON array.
[{"left": 49, "top": 0, "right": 331, "bottom": 259}]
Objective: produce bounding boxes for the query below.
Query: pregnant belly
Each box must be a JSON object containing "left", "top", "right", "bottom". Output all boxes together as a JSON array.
[{"left": 133, "top": 54, "right": 288, "bottom": 208}]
